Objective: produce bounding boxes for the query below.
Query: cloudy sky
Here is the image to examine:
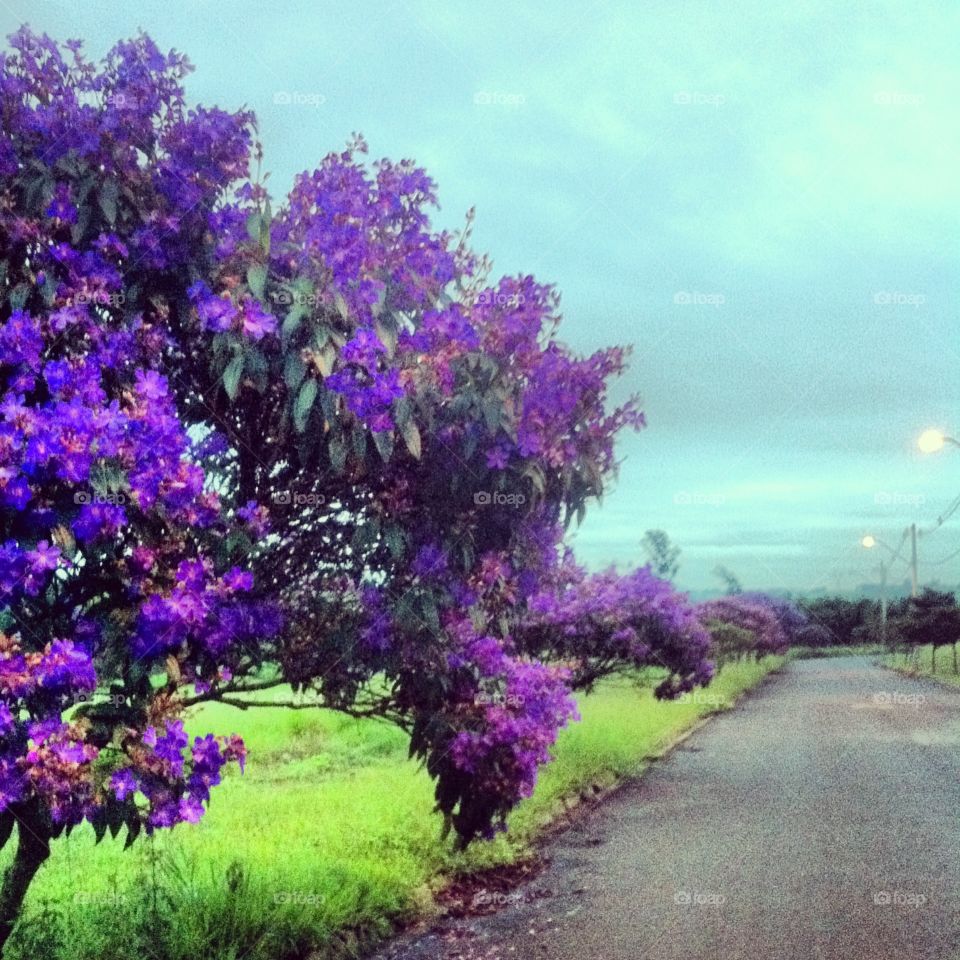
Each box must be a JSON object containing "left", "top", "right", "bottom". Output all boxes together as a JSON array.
[{"left": 5, "top": 0, "right": 959, "bottom": 594}]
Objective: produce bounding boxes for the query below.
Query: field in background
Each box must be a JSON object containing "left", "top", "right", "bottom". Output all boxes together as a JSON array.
[{"left": 5, "top": 657, "right": 784, "bottom": 960}]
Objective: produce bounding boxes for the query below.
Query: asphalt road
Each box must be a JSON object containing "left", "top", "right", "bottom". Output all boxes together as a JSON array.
[{"left": 374, "top": 657, "right": 960, "bottom": 960}]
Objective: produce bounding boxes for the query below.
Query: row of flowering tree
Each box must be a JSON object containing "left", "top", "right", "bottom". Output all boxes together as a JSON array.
[{"left": 0, "top": 27, "right": 801, "bottom": 947}]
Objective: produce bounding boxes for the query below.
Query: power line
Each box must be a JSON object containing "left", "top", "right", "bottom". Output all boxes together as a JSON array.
[
  {"left": 920, "top": 492, "right": 960, "bottom": 537},
  {"left": 925, "top": 543, "right": 960, "bottom": 567}
]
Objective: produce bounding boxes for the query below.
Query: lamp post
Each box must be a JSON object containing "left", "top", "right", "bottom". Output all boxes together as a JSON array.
[
  {"left": 861, "top": 533, "right": 915, "bottom": 641},
  {"left": 861, "top": 531, "right": 917, "bottom": 600},
  {"left": 861, "top": 536, "right": 888, "bottom": 640}
]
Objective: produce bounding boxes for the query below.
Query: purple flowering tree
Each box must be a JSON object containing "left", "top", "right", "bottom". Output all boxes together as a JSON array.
[
  {"left": 0, "top": 23, "right": 718, "bottom": 903},
  {"left": 167, "top": 140, "right": 716, "bottom": 842},
  {"left": 696, "top": 594, "right": 801, "bottom": 662},
  {"left": 0, "top": 29, "right": 280, "bottom": 944}
]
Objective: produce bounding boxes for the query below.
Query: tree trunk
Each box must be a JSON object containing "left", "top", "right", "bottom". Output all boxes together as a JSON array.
[
  {"left": 931, "top": 645, "right": 936, "bottom": 674},
  {"left": 0, "top": 810, "right": 51, "bottom": 952}
]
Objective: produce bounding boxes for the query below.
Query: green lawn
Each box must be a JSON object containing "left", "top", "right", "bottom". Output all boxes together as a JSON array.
[{"left": 5, "top": 657, "right": 784, "bottom": 960}]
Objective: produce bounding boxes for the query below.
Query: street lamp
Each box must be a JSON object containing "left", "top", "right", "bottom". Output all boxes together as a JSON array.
[
  {"left": 862, "top": 528, "right": 918, "bottom": 599},
  {"left": 918, "top": 429, "right": 960, "bottom": 454},
  {"left": 861, "top": 535, "right": 890, "bottom": 641}
]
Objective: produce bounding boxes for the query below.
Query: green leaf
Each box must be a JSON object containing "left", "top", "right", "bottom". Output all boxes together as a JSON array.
[
  {"left": 374, "top": 316, "right": 398, "bottom": 357},
  {"left": 284, "top": 352, "right": 306, "bottom": 391},
  {"left": 71, "top": 202, "right": 92, "bottom": 244},
  {"left": 223, "top": 353, "right": 244, "bottom": 401},
  {"left": 8, "top": 284, "right": 29, "bottom": 312},
  {"left": 311, "top": 323, "right": 331, "bottom": 350},
  {"left": 98, "top": 180, "right": 120, "bottom": 226},
  {"left": 334, "top": 291, "right": 350, "bottom": 320},
  {"left": 260, "top": 200, "right": 272, "bottom": 254},
  {"left": 294, "top": 378, "right": 318, "bottom": 433},
  {"left": 351, "top": 425, "right": 367, "bottom": 460},
  {"left": 394, "top": 396, "right": 412, "bottom": 428},
  {"left": 482, "top": 397, "right": 501, "bottom": 434},
  {"left": 123, "top": 817, "right": 141, "bottom": 850},
  {"left": 372, "top": 429, "right": 394, "bottom": 463},
  {"left": 247, "top": 264, "right": 268, "bottom": 301},
  {"left": 401, "top": 419, "right": 422, "bottom": 460},
  {"left": 282, "top": 303, "right": 309, "bottom": 341},
  {"left": 92, "top": 813, "right": 108, "bottom": 844},
  {"left": 328, "top": 435, "right": 347, "bottom": 474},
  {"left": 385, "top": 524, "right": 405, "bottom": 560},
  {"left": 245, "top": 211, "right": 263, "bottom": 241}
]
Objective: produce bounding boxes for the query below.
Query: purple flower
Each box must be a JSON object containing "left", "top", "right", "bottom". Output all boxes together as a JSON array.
[
  {"left": 26, "top": 540, "right": 60, "bottom": 574},
  {"left": 134, "top": 369, "right": 168, "bottom": 402},
  {"left": 110, "top": 768, "right": 138, "bottom": 801},
  {"left": 240, "top": 300, "right": 277, "bottom": 340}
]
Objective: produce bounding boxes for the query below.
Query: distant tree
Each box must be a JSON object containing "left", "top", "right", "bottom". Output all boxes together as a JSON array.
[
  {"left": 795, "top": 623, "right": 835, "bottom": 648},
  {"left": 713, "top": 565, "right": 743, "bottom": 596},
  {"left": 890, "top": 589, "right": 960, "bottom": 673},
  {"left": 702, "top": 620, "right": 757, "bottom": 665},
  {"left": 797, "top": 597, "right": 876, "bottom": 647},
  {"left": 641, "top": 529, "right": 681, "bottom": 581}
]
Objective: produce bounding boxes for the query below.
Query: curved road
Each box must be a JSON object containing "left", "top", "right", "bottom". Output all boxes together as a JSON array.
[{"left": 375, "top": 657, "right": 960, "bottom": 960}]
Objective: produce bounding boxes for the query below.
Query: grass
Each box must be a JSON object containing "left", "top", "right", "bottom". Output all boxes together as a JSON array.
[
  {"left": 789, "top": 643, "right": 887, "bottom": 660},
  {"left": 4, "top": 656, "right": 784, "bottom": 960},
  {"left": 882, "top": 643, "right": 960, "bottom": 685}
]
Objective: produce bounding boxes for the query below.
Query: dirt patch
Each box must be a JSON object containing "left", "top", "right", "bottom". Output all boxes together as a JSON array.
[{"left": 436, "top": 859, "right": 551, "bottom": 918}]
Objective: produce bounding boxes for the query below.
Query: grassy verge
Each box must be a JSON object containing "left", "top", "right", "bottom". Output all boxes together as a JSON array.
[
  {"left": 789, "top": 644, "right": 886, "bottom": 660},
  {"left": 881, "top": 644, "right": 960, "bottom": 686},
  {"left": 5, "top": 656, "right": 785, "bottom": 960}
]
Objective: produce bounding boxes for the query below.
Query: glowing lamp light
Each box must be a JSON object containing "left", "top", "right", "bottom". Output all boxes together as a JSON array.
[{"left": 918, "top": 429, "right": 946, "bottom": 454}]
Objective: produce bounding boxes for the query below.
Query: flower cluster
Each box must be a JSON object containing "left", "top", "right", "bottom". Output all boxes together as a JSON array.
[
  {"left": 111, "top": 721, "right": 246, "bottom": 831},
  {"left": 518, "top": 564, "right": 714, "bottom": 698}
]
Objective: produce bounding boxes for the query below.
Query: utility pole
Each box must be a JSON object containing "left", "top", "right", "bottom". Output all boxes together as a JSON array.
[
  {"left": 909, "top": 523, "right": 919, "bottom": 598},
  {"left": 879, "top": 559, "right": 888, "bottom": 643}
]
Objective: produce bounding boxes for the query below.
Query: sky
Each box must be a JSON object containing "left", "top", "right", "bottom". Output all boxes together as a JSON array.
[{"left": 4, "top": 0, "right": 958, "bottom": 594}]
